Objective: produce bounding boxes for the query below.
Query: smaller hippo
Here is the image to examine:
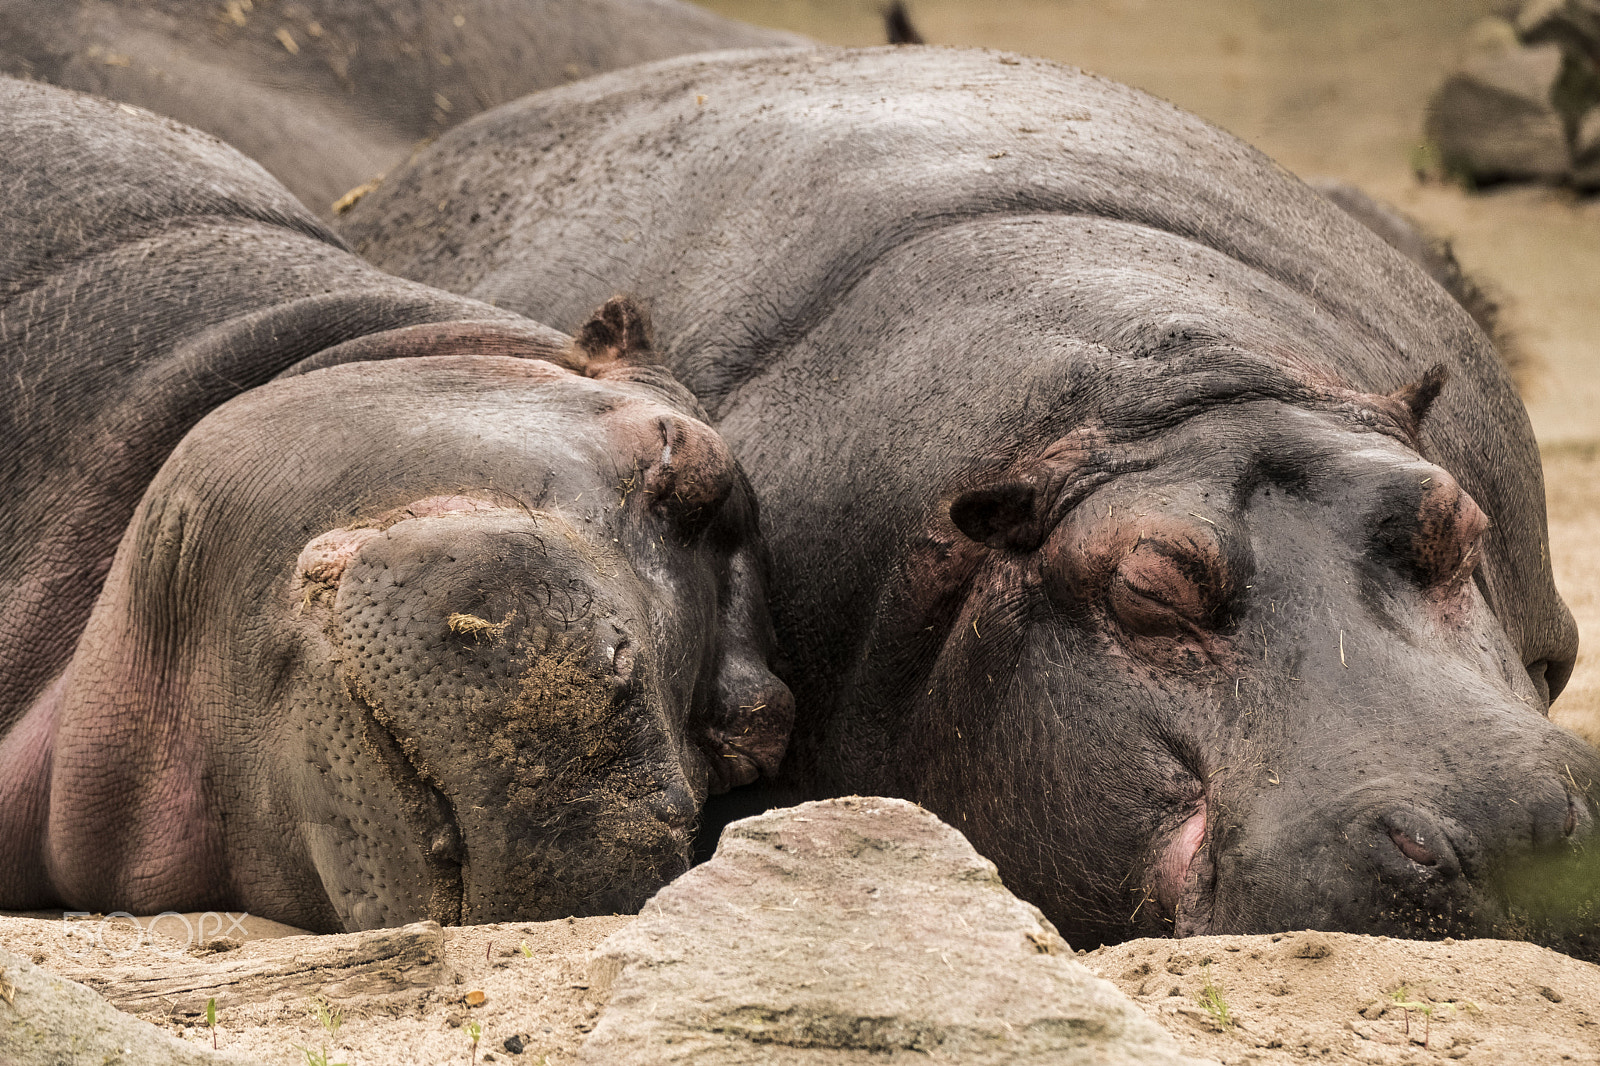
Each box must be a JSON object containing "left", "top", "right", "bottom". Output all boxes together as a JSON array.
[
  {"left": 0, "top": 0, "right": 807, "bottom": 215},
  {"left": 0, "top": 79, "right": 792, "bottom": 932}
]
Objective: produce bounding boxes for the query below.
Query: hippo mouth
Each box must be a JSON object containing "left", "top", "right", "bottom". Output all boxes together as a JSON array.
[
  {"left": 1151, "top": 799, "right": 1216, "bottom": 936},
  {"left": 346, "top": 672, "right": 468, "bottom": 924}
]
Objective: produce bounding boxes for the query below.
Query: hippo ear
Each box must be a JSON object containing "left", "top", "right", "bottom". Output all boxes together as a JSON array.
[
  {"left": 1389, "top": 364, "right": 1449, "bottom": 429},
  {"left": 949, "top": 481, "right": 1040, "bottom": 551},
  {"left": 572, "top": 295, "right": 659, "bottom": 377},
  {"left": 642, "top": 416, "right": 737, "bottom": 538}
]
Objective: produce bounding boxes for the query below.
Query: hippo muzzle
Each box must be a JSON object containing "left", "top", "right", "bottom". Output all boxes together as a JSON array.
[{"left": 299, "top": 502, "right": 697, "bottom": 925}]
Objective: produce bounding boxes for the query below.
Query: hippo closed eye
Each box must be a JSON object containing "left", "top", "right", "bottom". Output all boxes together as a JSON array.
[{"left": 341, "top": 46, "right": 1600, "bottom": 954}]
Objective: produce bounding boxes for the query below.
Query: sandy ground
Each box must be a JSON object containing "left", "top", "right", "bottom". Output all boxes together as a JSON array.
[
  {"left": 1547, "top": 443, "right": 1600, "bottom": 744},
  {"left": 0, "top": 913, "right": 626, "bottom": 1066},
  {"left": 6, "top": 914, "right": 1600, "bottom": 1064},
  {"left": 1088, "top": 931, "right": 1600, "bottom": 1064},
  {"left": 700, "top": 0, "right": 1600, "bottom": 738}
]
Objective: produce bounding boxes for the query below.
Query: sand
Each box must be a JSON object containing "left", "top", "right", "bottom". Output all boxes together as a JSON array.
[
  {"left": 0, "top": 913, "right": 626, "bottom": 1066},
  {"left": 6, "top": 915, "right": 1600, "bottom": 1065},
  {"left": 1088, "top": 930, "right": 1600, "bottom": 1064}
]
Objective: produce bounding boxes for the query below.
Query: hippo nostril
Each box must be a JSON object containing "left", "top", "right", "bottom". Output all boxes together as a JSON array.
[
  {"left": 1388, "top": 826, "right": 1439, "bottom": 867},
  {"left": 429, "top": 824, "right": 463, "bottom": 863},
  {"left": 646, "top": 785, "right": 695, "bottom": 831}
]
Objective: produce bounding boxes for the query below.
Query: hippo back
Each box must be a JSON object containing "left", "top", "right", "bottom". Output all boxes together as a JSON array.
[
  {"left": 343, "top": 46, "right": 1567, "bottom": 721},
  {"left": 0, "top": 79, "right": 560, "bottom": 731},
  {"left": 0, "top": 0, "right": 808, "bottom": 214}
]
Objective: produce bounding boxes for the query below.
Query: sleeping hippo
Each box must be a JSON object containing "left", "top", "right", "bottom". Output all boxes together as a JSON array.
[
  {"left": 0, "top": 0, "right": 805, "bottom": 215},
  {"left": 341, "top": 47, "right": 1600, "bottom": 952},
  {"left": 0, "top": 79, "right": 792, "bottom": 932}
]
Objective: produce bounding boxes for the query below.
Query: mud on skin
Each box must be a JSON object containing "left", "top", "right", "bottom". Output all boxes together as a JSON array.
[
  {"left": 340, "top": 46, "right": 1600, "bottom": 955},
  {"left": 0, "top": 81, "right": 792, "bottom": 932}
]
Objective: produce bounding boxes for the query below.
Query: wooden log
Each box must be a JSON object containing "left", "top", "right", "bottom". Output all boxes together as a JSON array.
[{"left": 53, "top": 920, "right": 446, "bottom": 1018}]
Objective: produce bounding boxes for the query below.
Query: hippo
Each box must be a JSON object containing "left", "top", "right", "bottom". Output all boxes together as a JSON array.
[
  {"left": 340, "top": 46, "right": 1600, "bottom": 953},
  {"left": 0, "top": 79, "right": 792, "bottom": 933},
  {"left": 1312, "top": 179, "right": 1518, "bottom": 380},
  {"left": 0, "top": 0, "right": 806, "bottom": 216}
]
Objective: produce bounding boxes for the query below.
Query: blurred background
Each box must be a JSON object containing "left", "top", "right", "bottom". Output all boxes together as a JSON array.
[{"left": 703, "top": 0, "right": 1600, "bottom": 733}]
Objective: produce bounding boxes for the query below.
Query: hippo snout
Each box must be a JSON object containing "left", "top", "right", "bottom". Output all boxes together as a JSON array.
[
  {"left": 301, "top": 502, "right": 703, "bottom": 923},
  {"left": 1214, "top": 722, "right": 1600, "bottom": 943}
]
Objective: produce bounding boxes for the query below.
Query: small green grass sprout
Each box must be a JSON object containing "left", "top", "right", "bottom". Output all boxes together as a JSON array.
[
  {"left": 293, "top": 1045, "right": 348, "bottom": 1066},
  {"left": 519, "top": 940, "right": 534, "bottom": 959},
  {"left": 206, "top": 997, "right": 217, "bottom": 1050},
  {"left": 295, "top": 995, "right": 347, "bottom": 1066},
  {"left": 1196, "top": 964, "right": 1234, "bottom": 1031},
  {"left": 309, "top": 995, "right": 344, "bottom": 1038},
  {"left": 466, "top": 1019, "right": 483, "bottom": 1065},
  {"left": 1387, "top": 985, "right": 1478, "bottom": 1050}
]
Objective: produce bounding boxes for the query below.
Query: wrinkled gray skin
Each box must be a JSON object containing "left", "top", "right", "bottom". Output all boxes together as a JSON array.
[
  {"left": 343, "top": 47, "right": 1600, "bottom": 953},
  {"left": 1313, "top": 180, "right": 1516, "bottom": 377},
  {"left": 0, "top": 79, "right": 792, "bottom": 932},
  {"left": 0, "top": 0, "right": 806, "bottom": 216}
]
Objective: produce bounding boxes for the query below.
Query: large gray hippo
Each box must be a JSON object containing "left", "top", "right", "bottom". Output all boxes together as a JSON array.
[
  {"left": 342, "top": 47, "right": 1600, "bottom": 951},
  {"left": 0, "top": 0, "right": 805, "bottom": 215},
  {"left": 0, "top": 80, "right": 792, "bottom": 932}
]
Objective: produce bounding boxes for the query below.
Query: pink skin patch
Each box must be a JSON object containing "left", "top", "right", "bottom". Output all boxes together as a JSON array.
[
  {"left": 295, "top": 496, "right": 514, "bottom": 588},
  {"left": 1153, "top": 799, "right": 1208, "bottom": 921}
]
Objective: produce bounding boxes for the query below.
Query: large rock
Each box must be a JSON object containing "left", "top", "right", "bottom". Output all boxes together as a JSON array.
[
  {"left": 1426, "top": 27, "right": 1571, "bottom": 184},
  {"left": 579, "top": 797, "right": 1207, "bottom": 1065},
  {"left": 1520, "top": 0, "right": 1600, "bottom": 72},
  {"left": 0, "top": 944, "right": 270, "bottom": 1066}
]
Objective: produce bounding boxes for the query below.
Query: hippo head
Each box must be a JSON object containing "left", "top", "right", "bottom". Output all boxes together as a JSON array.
[
  {"left": 43, "top": 299, "right": 793, "bottom": 931},
  {"left": 883, "top": 361, "right": 1598, "bottom": 952}
]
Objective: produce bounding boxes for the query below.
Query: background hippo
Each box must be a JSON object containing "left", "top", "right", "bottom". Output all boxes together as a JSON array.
[
  {"left": 0, "top": 0, "right": 806, "bottom": 215},
  {"left": 0, "top": 80, "right": 791, "bottom": 932},
  {"left": 341, "top": 47, "right": 1600, "bottom": 953}
]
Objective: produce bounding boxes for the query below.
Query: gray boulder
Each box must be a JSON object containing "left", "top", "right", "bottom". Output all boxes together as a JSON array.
[
  {"left": 579, "top": 797, "right": 1207, "bottom": 1065},
  {"left": 1520, "top": 0, "right": 1600, "bottom": 72},
  {"left": 1426, "top": 27, "right": 1571, "bottom": 184},
  {"left": 0, "top": 944, "right": 270, "bottom": 1066}
]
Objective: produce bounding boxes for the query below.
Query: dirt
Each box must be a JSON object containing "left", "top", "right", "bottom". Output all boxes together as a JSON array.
[
  {"left": 0, "top": 913, "right": 626, "bottom": 1066},
  {"left": 1086, "top": 930, "right": 1600, "bottom": 1064},
  {"left": 7, "top": 914, "right": 1600, "bottom": 1064},
  {"left": 1546, "top": 443, "right": 1600, "bottom": 744}
]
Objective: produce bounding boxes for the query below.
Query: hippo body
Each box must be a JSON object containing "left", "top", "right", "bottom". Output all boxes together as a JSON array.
[
  {"left": 0, "top": 0, "right": 805, "bottom": 215},
  {"left": 1313, "top": 179, "right": 1514, "bottom": 376},
  {"left": 0, "top": 79, "right": 791, "bottom": 932},
  {"left": 343, "top": 47, "right": 1599, "bottom": 950}
]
